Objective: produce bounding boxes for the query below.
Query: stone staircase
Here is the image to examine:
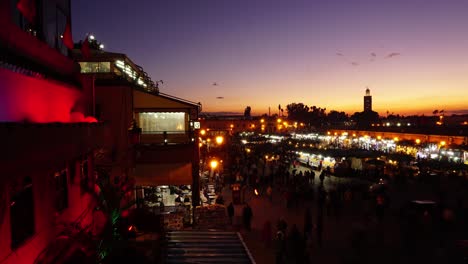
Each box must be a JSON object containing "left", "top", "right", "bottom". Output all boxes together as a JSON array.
[{"left": 165, "top": 230, "right": 255, "bottom": 263}]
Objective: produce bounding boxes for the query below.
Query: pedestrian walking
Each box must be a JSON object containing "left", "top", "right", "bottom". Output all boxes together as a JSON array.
[
  {"left": 375, "top": 194, "right": 385, "bottom": 223},
  {"left": 266, "top": 185, "right": 273, "bottom": 202},
  {"left": 227, "top": 202, "right": 234, "bottom": 225},
  {"left": 319, "top": 170, "right": 325, "bottom": 184},
  {"left": 242, "top": 202, "right": 253, "bottom": 231},
  {"left": 275, "top": 230, "right": 287, "bottom": 264},
  {"left": 277, "top": 218, "right": 288, "bottom": 233}
]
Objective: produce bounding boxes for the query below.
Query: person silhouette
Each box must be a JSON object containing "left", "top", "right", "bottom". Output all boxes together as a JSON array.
[
  {"left": 242, "top": 203, "right": 253, "bottom": 231},
  {"left": 227, "top": 202, "right": 234, "bottom": 224}
]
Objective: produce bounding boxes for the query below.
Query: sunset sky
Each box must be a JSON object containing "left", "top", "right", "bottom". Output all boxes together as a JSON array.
[{"left": 72, "top": 0, "right": 468, "bottom": 116}]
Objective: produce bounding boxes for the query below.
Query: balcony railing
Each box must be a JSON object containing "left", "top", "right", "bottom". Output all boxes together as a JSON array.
[{"left": 140, "top": 130, "right": 195, "bottom": 145}]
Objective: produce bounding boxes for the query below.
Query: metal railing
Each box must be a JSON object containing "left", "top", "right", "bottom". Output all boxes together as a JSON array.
[{"left": 139, "top": 131, "right": 195, "bottom": 145}]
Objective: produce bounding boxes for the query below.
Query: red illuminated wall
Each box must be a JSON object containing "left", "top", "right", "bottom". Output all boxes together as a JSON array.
[
  {"left": 0, "top": 158, "right": 97, "bottom": 264},
  {"left": 0, "top": 67, "right": 81, "bottom": 123},
  {"left": 95, "top": 85, "right": 133, "bottom": 161}
]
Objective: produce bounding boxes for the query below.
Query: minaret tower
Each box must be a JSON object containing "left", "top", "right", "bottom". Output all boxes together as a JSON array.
[{"left": 364, "top": 87, "right": 372, "bottom": 112}]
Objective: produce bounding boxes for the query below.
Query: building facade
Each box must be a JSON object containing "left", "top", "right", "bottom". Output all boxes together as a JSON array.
[
  {"left": 1, "top": 0, "right": 106, "bottom": 263},
  {"left": 74, "top": 49, "right": 202, "bottom": 208}
]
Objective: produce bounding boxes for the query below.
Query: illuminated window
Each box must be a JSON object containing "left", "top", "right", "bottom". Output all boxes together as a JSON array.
[
  {"left": 114, "top": 60, "right": 148, "bottom": 87},
  {"left": 99, "top": 62, "right": 111, "bottom": 72},
  {"left": 79, "top": 62, "right": 111, "bottom": 73},
  {"left": 10, "top": 177, "right": 34, "bottom": 249},
  {"left": 139, "top": 112, "right": 186, "bottom": 134}
]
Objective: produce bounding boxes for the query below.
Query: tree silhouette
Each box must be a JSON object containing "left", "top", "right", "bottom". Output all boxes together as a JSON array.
[
  {"left": 286, "top": 103, "right": 309, "bottom": 122},
  {"left": 351, "top": 111, "right": 379, "bottom": 128},
  {"left": 327, "top": 110, "right": 348, "bottom": 125}
]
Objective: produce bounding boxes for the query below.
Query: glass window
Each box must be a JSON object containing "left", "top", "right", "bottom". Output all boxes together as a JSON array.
[
  {"left": 55, "top": 8, "right": 68, "bottom": 56},
  {"left": 42, "top": 3, "right": 68, "bottom": 55},
  {"left": 139, "top": 112, "right": 186, "bottom": 134},
  {"left": 10, "top": 177, "right": 35, "bottom": 249},
  {"left": 79, "top": 62, "right": 111, "bottom": 73},
  {"left": 99, "top": 62, "right": 110, "bottom": 72},
  {"left": 79, "top": 62, "right": 97, "bottom": 73}
]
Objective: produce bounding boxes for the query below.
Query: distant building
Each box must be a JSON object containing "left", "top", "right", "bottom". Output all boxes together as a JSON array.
[{"left": 364, "top": 88, "right": 372, "bottom": 112}]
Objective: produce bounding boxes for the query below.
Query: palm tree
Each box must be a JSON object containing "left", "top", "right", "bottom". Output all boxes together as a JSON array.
[{"left": 93, "top": 168, "right": 136, "bottom": 262}]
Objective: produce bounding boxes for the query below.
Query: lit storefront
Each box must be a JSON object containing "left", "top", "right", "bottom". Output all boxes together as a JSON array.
[
  {"left": 139, "top": 112, "right": 186, "bottom": 134},
  {"left": 297, "top": 152, "right": 336, "bottom": 170},
  {"left": 133, "top": 156, "right": 196, "bottom": 229}
]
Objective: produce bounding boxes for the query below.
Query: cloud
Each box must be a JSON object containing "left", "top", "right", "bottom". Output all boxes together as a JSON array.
[
  {"left": 351, "top": 62, "right": 359, "bottom": 66},
  {"left": 336, "top": 52, "right": 344, "bottom": 56},
  {"left": 386, "top": 52, "right": 401, "bottom": 58},
  {"left": 370, "top": 52, "right": 376, "bottom": 57}
]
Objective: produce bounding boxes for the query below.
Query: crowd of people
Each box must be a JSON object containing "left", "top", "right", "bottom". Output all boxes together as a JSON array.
[
  {"left": 224, "top": 141, "right": 371, "bottom": 263},
  {"left": 219, "top": 134, "right": 468, "bottom": 263}
]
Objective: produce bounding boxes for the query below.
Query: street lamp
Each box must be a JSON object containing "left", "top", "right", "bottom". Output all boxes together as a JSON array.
[
  {"left": 215, "top": 136, "right": 224, "bottom": 145},
  {"left": 210, "top": 160, "right": 218, "bottom": 170},
  {"left": 209, "top": 159, "right": 218, "bottom": 180}
]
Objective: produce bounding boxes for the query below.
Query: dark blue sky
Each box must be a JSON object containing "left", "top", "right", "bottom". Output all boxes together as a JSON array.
[{"left": 72, "top": 0, "right": 468, "bottom": 114}]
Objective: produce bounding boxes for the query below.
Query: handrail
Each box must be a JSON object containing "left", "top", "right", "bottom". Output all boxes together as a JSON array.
[{"left": 141, "top": 130, "right": 188, "bottom": 134}]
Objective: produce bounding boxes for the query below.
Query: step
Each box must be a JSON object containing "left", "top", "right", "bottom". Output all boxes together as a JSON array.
[
  {"left": 168, "top": 240, "right": 242, "bottom": 244},
  {"left": 166, "top": 257, "right": 252, "bottom": 263},
  {"left": 168, "top": 253, "right": 250, "bottom": 258},
  {"left": 168, "top": 234, "right": 237, "bottom": 238},
  {"left": 167, "top": 241, "right": 243, "bottom": 248},
  {"left": 167, "top": 233, "right": 238, "bottom": 238},
  {"left": 168, "top": 231, "right": 236, "bottom": 235},
  {"left": 165, "top": 231, "right": 255, "bottom": 264},
  {"left": 167, "top": 247, "right": 247, "bottom": 253}
]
